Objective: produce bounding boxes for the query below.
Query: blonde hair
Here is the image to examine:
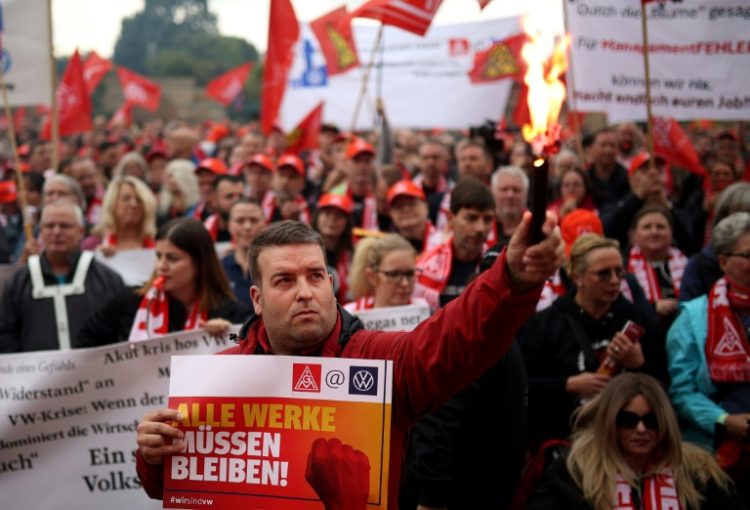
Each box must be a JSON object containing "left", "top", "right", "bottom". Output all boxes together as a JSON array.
[
  {"left": 567, "top": 234, "right": 620, "bottom": 276},
  {"left": 94, "top": 176, "right": 157, "bottom": 238},
  {"left": 349, "top": 234, "right": 415, "bottom": 299},
  {"left": 159, "top": 158, "right": 200, "bottom": 215},
  {"left": 567, "top": 373, "right": 730, "bottom": 510}
]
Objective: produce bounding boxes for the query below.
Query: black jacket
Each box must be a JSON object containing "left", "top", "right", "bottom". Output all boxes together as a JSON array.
[
  {"left": 76, "top": 287, "right": 251, "bottom": 346},
  {"left": 518, "top": 292, "right": 667, "bottom": 450},
  {"left": 529, "top": 451, "right": 747, "bottom": 510},
  {"left": 0, "top": 251, "right": 126, "bottom": 352},
  {"left": 399, "top": 341, "right": 528, "bottom": 510}
]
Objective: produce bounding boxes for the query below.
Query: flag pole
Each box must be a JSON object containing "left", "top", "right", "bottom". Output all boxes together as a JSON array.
[
  {"left": 47, "top": 0, "right": 59, "bottom": 171},
  {"left": 640, "top": 1, "right": 656, "bottom": 172},
  {"left": 0, "top": 69, "right": 34, "bottom": 241},
  {"left": 349, "top": 23, "right": 384, "bottom": 134},
  {"left": 561, "top": 0, "right": 586, "bottom": 166}
]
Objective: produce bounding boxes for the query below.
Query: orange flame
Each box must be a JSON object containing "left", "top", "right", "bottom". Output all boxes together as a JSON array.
[{"left": 520, "top": 15, "right": 570, "bottom": 155}]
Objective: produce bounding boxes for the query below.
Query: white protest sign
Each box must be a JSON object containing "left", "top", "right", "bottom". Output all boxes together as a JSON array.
[
  {"left": 95, "top": 248, "right": 155, "bottom": 286},
  {"left": 0, "top": 328, "right": 238, "bottom": 509},
  {"left": 353, "top": 303, "right": 430, "bottom": 332},
  {"left": 165, "top": 355, "right": 393, "bottom": 509},
  {"left": 281, "top": 18, "right": 521, "bottom": 130},
  {"left": 566, "top": 0, "right": 750, "bottom": 121},
  {"left": 1, "top": 0, "right": 53, "bottom": 107}
]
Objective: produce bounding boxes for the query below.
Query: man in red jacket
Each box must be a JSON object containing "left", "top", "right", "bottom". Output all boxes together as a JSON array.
[{"left": 136, "top": 215, "right": 562, "bottom": 509}]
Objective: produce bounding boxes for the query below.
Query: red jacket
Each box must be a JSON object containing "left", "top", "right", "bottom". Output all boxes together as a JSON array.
[{"left": 135, "top": 250, "right": 541, "bottom": 509}]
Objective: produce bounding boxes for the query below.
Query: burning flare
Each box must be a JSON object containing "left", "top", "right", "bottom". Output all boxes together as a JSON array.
[{"left": 520, "top": 14, "right": 570, "bottom": 155}]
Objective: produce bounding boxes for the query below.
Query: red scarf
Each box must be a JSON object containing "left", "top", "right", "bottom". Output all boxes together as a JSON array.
[
  {"left": 705, "top": 277, "right": 750, "bottom": 382},
  {"left": 614, "top": 469, "right": 681, "bottom": 510},
  {"left": 102, "top": 232, "right": 155, "bottom": 248},
  {"left": 627, "top": 246, "right": 687, "bottom": 302},
  {"left": 335, "top": 249, "right": 351, "bottom": 303},
  {"left": 345, "top": 185, "right": 378, "bottom": 231},
  {"left": 128, "top": 279, "right": 207, "bottom": 341},
  {"left": 203, "top": 214, "right": 220, "bottom": 242}
]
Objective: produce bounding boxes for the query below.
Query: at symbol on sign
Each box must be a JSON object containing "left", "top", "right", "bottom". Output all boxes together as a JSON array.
[{"left": 325, "top": 370, "right": 345, "bottom": 388}]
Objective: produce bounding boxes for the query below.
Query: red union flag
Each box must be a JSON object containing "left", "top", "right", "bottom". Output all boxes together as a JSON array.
[
  {"left": 116, "top": 66, "right": 161, "bottom": 112},
  {"left": 286, "top": 102, "right": 324, "bottom": 155},
  {"left": 477, "top": 0, "right": 493, "bottom": 8},
  {"left": 310, "top": 6, "right": 359, "bottom": 76},
  {"left": 41, "top": 50, "right": 92, "bottom": 139},
  {"left": 352, "top": 0, "right": 444, "bottom": 36},
  {"left": 652, "top": 117, "right": 706, "bottom": 177},
  {"left": 261, "top": 0, "right": 299, "bottom": 134},
  {"left": 468, "top": 33, "right": 528, "bottom": 83},
  {"left": 108, "top": 103, "right": 132, "bottom": 129},
  {"left": 83, "top": 51, "right": 112, "bottom": 94},
  {"left": 206, "top": 62, "right": 253, "bottom": 106}
]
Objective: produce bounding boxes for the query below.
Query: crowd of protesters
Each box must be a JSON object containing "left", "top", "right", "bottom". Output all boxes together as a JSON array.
[{"left": 1, "top": 111, "right": 749, "bottom": 508}]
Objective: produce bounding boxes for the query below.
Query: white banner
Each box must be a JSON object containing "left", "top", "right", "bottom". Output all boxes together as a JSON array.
[
  {"left": 566, "top": 0, "right": 750, "bottom": 122},
  {"left": 353, "top": 303, "right": 430, "bottom": 332},
  {"left": 1, "top": 0, "right": 53, "bottom": 107},
  {"left": 95, "top": 248, "right": 155, "bottom": 287},
  {"left": 281, "top": 18, "right": 521, "bottom": 130},
  {"left": 0, "top": 328, "right": 238, "bottom": 509}
]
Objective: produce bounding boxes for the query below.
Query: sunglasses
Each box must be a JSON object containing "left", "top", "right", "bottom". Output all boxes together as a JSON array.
[
  {"left": 616, "top": 410, "right": 658, "bottom": 431},
  {"left": 589, "top": 267, "right": 625, "bottom": 282},
  {"left": 376, "top": 269, "right": 420, "bottom": 283}
]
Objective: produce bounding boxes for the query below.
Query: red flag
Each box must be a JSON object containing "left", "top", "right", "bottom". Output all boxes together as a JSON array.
[
  {"left": 205, "top": 62, "right": 253, "bottom": 106},
  {"left": 468, "top": 33, "right": 527, "bottom": 84},
  {"left": 108, "top": 103, "right": 133, "bottom": 129},
  {"left": 477, "top": 0, "right": 493, "bottom": 9},
  {"left": 652, "top": 117, "right": 706, "bottom": 177},
  {"left": 352, "top": 0, "right": 444, "bottom": 37},
  {"left": 512, "top": 82, "right": 531, "bottom": 128},
  {"left": 83, "top": 51, "right": 113, "bottom": 94},
  {"left": 13, "top": 106, "right": 25, "bottom": 129},
  {"left": 286, "top": 102, "right": 325, "bottom": 155},
  {"left": 261, "top": 0, "right": 299, "bottom": 134},
  {"left": 41, "top": 50, "right": 92, "bottom": 139},
  {"left": 117, "top": 67, "right": 161, "bottom": 112},
  {"left": 310, "top": 7, "right": 359, "bottom": 76}
]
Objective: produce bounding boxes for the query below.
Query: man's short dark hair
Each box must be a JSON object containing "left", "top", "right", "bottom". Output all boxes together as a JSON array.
[
  {"left": 248, "top": 221, "right": 327, "bottom": 285},
  {"left": 450, "top": 176, "right": 495, "bottom": 214},
  {"left": 213, "top": 174, "right": 243, "bottom": 191}
]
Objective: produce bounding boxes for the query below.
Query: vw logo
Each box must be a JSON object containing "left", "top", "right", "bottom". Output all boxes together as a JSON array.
[{"left": 352, "top": 370, "right": 374, "bottom": 392}]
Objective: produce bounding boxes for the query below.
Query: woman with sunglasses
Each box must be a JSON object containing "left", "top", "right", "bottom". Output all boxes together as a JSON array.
[
  {"left": 529, "top": 373, "right": 743, "bottom": 510},
  {"left": 519, "top": 234, "right": 666, "bottom": 451},
  {"left": 669, "top": 212, "right": 750, "bottom": 499},
  {"left": 343, "top": 234, "right": 428, "bottom": 312}
]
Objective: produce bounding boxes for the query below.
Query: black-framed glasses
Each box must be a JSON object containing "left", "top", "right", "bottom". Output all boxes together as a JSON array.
[
  {"left": 588, "top": 266, "right": 625, "bottom": 282},
  {"left": 725, "top": 252, "right": 750, "bottom": 260},
  {"left": 376, "top": 269, "right": 420, "bottom": 283},
  {"left": 615, "top": 410, "right": 658, "bottom": 431}
]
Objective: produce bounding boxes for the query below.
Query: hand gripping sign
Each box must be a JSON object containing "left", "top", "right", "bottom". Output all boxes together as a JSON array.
[{"left": 164, "top": 355, "right": 393, "bottom": 509}]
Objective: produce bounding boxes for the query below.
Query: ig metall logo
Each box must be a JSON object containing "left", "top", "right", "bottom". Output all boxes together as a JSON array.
[{"left": 348, "top": 366, "right": 378, "bottom": 396}]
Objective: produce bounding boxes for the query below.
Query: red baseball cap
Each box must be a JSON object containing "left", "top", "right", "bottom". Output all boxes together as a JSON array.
[
  {"left": 318, "top": 193, "right": 354, "bottom": 215},
  {"left": 387, "top": 179, "right": 426, "bottom": 207},
  {"left": 276, "top": 154, "right": 305, "bottom": 177},
  {"left": 628, "top": 152, "right": 667, "bottom": 176},
  {"left": 345, "top": 137, "right": 375, "bottom": 159},
  {"left": 246, "top": 154, "right": 275, "bottom": 173},
  {"left": 561, "top": 209, "right": 603, "bottom": 257},
  {"left": 195, "top": 157, "right": 228, "bottom": 176}
]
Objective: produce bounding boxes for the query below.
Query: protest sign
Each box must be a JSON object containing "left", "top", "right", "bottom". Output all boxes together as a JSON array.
[
  {"left": 95, "top": 248, "right": 156, "bottom": 286},
  {"left": 0, "top": 328, "right": 237, "bottom": 509},
  {"left": 164, "top": 355, "right": 393, "bottom": 509},
  {"left": 281, "top": 17, "right": 521, "bottom": 130},
  {"left": 354, "top": 303, "right": 430, "bottom": 332},
  {"left": 1, "top": 0, "right": 53, "bottom": 107},
  {"left": 566, "top": 0, "right": 750, "bottom": 121}
]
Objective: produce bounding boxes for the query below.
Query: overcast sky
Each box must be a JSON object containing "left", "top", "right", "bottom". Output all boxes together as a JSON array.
[{"left": 52, "top": 0, "right": 562, "bottom": 57}]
